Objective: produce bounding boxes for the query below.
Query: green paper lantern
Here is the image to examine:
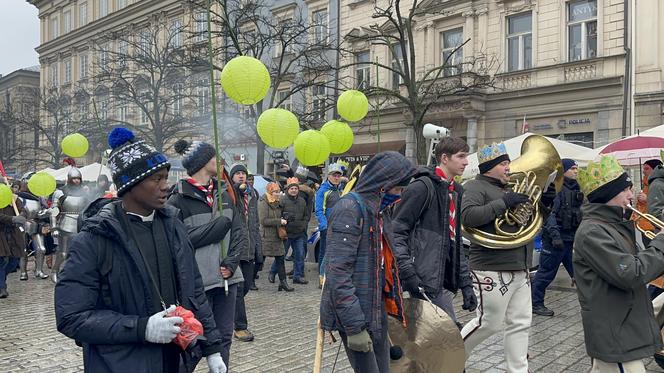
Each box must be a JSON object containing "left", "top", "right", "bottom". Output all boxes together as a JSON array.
[
  {"left": 294, "top": 130, "right": 330, "bottom": 166},
  {"left": 220, "top": 56, "right": 271, "bottom": 105},
  {"left": 321, "top": 120, "right": 354, "bottom": 154},
  {"left": 28, "top": 172, "right": 57, "bottom": 197},
  {"left": 0, "top": 184, "right": 12, "bottom": 209},
  {"left": 61, "top": 133, "right": 89, "bottom": 158},
  {"left": 337, "top": 90, "right": 369, "bottom": 122},
  {"left": 257, "top": 108, "right": 300, "bottom": 149}
]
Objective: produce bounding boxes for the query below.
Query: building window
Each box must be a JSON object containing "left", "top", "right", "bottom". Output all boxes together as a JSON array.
[
  {"left": 312, "top": 9, "right": 328, "bottom": 43},
  {"left": 139, "top": 93, "right": 150, "bottom": 125},
  {"left": 311, "top": 84, "right": 326, "bottom": 121},
  {"left": 79, "top": 3, "right": 88, "bottom": 27},
  {"left": 506, "top": 12, "right": 532, "bottom": 72},
  {"left": 51, "top": 16, "right": 59, "bottom": 40},
  {"left": 170, "top": 19, "right": 183, "bottom": 48},
  {"left": 173, "top": 84, "right": 183, "bottom": 116},
  {"left": 99, "top": 0, "right": 109, "bottom": 18},
  {"left": 118, "top": 41, "right": 128, "bottom": 67},
  {"left": 355, "top": 51, "right": 370, "bottom": 89},
  {"left": 63, "top": 11, "right": 72, "bottom": 33},
  {"left": 197, "top": 79, "right": 210, "bottom": 116},
  {"left": 139, "top": 30, "right": 151, "bottom": 56},
  {"left": 194, "top": 11, "right": 208, "bottom": 42},
  {"left": 117, "top": 104, "right": 128, "bottom": 122},
  {"left": 118, "top": 0, "right": 128, "bottom": 9},
  {"left": 99, "top": 46, "right": 109, "bottom": 71},
  {"left": 277, "top": 89, "right": 292, "bottom": 111},
  {"left": 568, "top": 0, "right": 597, "bottom": 61},
  {"left": 441, "top": 28, "right": 463, "bottom": 76},
  {"left": 79, "top": 54, "right": 88, "bottom": 79},
  {"left": 63, "top": 59, "right": 72, "bottom": 84},
  {"left": 99, "top": 99, "right": 108, "bottom": 120},
  {"left": 50, "top": 63, "right": 59, "bottom": 86},
  {"left": 78, "top": 101, "right": 88, "bottom": 119},
  {"left": 391, "top": 43, "right": 404, "bottom": 90}
]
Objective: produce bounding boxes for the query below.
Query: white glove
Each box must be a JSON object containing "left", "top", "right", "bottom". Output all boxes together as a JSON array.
[
  {"left": 206, "top": 352, "right": 227, "bottom": 373},
  {"left": 144, "top": 305, "right": 183, "bottom": 344}
]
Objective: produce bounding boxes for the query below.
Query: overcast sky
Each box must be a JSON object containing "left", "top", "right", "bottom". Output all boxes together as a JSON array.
[{"left": 0, "top": 0, "right": 40, "bottom": 76}]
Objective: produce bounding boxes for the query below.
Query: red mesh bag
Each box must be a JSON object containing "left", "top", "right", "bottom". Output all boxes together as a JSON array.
[{"left": 167, "top": 306, "right": 204, "bottom": 350}]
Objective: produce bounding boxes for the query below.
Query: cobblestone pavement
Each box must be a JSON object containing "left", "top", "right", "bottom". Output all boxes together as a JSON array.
[{"left": 0, "top": 260, "right": 660, "bottom": 372}]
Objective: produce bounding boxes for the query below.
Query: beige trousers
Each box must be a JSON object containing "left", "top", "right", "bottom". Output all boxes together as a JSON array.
[{"left": 590, "top": 358, "right": 645, "bottom": 373}]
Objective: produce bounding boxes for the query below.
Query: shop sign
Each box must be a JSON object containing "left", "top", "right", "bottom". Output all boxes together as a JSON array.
[
  {"left": 557, "top": 118, "right": 591, "bottom": 129},
  {"left": 340, "top": 155, "right": 372, "bottom": 163}
]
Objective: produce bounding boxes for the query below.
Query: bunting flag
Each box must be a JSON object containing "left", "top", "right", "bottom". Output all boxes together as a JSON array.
[
  {"left": 521, "top": 114, "right": 529, "bottom": 134},
  {"left": 0, "top": 159, "right": 6, "bottom": 177}
]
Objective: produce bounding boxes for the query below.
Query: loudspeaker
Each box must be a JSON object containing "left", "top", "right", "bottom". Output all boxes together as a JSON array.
[{"left": 422, "top": 123, "right": 450, "bottom": 139}]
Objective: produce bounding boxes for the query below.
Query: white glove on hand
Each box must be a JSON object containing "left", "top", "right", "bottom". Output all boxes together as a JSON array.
[
  {"left": 206, "top": 352, "right": 227, "bottom": 373},
  {"left": 145, "top": 305, "right": 183, "bottom": 344}
]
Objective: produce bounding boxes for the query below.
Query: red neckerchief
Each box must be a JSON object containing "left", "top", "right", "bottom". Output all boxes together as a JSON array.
[
  {"left": 186, "top": 178, "right": 214, "bottom": 207},
  {"left": 435, "top": 167, "right": 456, "bottom": 240}
]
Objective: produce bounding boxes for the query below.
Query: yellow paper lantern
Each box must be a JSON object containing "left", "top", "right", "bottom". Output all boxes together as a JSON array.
[
  {"left": 337, "top": 90, "right": 369, "bottom": 122},
  {"left": 257, "top": 108, "right": 300, "bottom": 149},
  {"left": 61, "top": 133, "right": 89, "bottom": 158},
  {"left": 294, "top": 130, "right": 330, "bottom": 166},
  {"left": 220, "top": 56, "right": 271, "bottom": 105},
  {"left": 0, "top": 184, "right": 12, "bottom": 209},
  {"left": 28, "top": 172, "right": 57, "bottom": 197},
  {"left": 321, "top": 120, "right": 354, "bottom": 154}
]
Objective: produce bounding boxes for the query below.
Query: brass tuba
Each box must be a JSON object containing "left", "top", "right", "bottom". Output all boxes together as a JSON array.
[{"left": 462, "top": 135, "right": 563, "bottom": 249}]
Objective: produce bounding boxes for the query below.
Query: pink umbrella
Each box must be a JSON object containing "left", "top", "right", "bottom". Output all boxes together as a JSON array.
[{"left": 600, "top": 136, "right": 664, "bottom": 166}]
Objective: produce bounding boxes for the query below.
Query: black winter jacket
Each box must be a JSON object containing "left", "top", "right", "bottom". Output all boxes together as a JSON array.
[
  {"left": 392, "top": 166, "right": 472, "bottom": 295},
  {"left": 234, "top": 186, "right": 262, "bottom": 261},
  {"left": 280, "top": 193, "right": 310, "bottom": 238},
  {"left": 54, "top": 202, "right": 222, "bottom": 373},
  {"left": 543, "top": 177, "right": 583, "bottom": 242}
]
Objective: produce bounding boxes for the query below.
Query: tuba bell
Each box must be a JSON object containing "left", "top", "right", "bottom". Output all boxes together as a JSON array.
[{"left": 462, "top": 135, "right": 563, "bottom": 249}]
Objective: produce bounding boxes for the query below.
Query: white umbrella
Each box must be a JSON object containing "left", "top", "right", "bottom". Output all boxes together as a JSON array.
[
  {"left": 80, "top": 163, "right": 111, "bottom": 182},
  {"left": 462, "top": 133, "right": 593, "bottom": 179}
]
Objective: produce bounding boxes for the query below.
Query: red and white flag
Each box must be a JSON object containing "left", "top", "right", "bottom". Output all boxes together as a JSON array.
[
  {"left": 0, "top": 159, "right": 6, "bottom": 177},
  {"left": 521, "top": 114, "right": 529, "bottom": 134}
]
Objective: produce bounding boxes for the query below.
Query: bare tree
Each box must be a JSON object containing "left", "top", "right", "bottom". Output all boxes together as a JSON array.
[
  {"left": 343, "top": 0, "right": 498, "bottom": 163},
  {"left": 190, "top": 0, "right": 342, "bottom": 173}
]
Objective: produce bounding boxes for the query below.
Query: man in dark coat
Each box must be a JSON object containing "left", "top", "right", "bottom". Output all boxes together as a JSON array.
[
  {"left": 574, "top": 155, "right": 664, "bottom": 372},
  {"left": 532, "top": 158, "right": 582, "bottom": 316},
  {"left": 0, "top": 179, "right": 26, "bottom": 299},
  {"left": 278, "top": 177, "right": 310, "bottom": 284},
  {"left": 229, "top": 163, "right": 258, "bottom": 342},
  {"left": 320, "top": 151, "right": 416, "bottom": 373},
  {"left": 54, "top": 128, "right": 226, "bottom": 373},
  {"left": 392, "top": 137, "right": 476, "bottom": 323},
  {"left": 169, "top": 139, "right": 245, "bottom": 368}
]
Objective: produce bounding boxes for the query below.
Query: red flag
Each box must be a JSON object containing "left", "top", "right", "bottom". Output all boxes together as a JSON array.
[
  {"left": 0, "top": 159, "right": 6, "bottom": 177},
  {"left": 521, "top": 114, "right": 529, "bottom": 134}
]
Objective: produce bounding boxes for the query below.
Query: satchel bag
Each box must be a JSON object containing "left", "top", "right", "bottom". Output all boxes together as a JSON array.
[{"left": 278, "top": 226, "right": 288, "bottom": 240}]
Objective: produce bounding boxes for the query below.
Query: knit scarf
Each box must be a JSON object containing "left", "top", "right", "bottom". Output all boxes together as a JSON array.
[
  {"left": 186, "top": 178, "right": 214, "bottom": 207},
  {"left": 435, "top": 167, "right": 456, "bottom": 240}
]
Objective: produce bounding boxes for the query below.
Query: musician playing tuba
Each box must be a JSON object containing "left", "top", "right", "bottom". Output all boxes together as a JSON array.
[
  {"left": 459, "top": 142, "right": 533, "bottom": 373},
  {"left": 574, "top": 155, "right": 664, "bottom": 373}
]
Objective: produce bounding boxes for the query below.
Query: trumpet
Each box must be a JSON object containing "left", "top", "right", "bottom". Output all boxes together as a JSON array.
[{"left": 628, "top": 205, "right": 664, "bottom": 240}]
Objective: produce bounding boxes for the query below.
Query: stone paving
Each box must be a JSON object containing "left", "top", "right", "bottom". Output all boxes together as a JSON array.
[{"left": 0, "top": 259, "right": 661, "bottom": 372}]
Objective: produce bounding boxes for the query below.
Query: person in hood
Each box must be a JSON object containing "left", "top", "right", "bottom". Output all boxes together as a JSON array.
[
  {"left": 54, "top": 128, "right": 226, "bottom": 373},
  {"left": 320, "top": 151, "right": 416, "bottom": 373},
  {"left": 168, "top": 139, "right": 245, "bottom": 368},
  {"left": 315, "top": 163, "right": 346, "bottom": 287},
  {"left": 460, "top": 142, "right": 532, "bottom": 373},
  {"left": 574, "top": 155, "right": 664, "bottom": 373},
  {"left": 392, "top": 137, "right": 476, "bottom": 324},
  {"left": 532, "top": 159, "right": 582, "bottom": 317}
]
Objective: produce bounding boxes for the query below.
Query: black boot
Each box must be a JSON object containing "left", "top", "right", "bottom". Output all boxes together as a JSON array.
[
  {"left": 532, "top": 304, "right": 554, "bottom": 316},
  {"left": 278, "top": 280, "right": 294, "bottom": 292},
  {"left": 268, "top": 272, "right": 275, "bottom": 283}
]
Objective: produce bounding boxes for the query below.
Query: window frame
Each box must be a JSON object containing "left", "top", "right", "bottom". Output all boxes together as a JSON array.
[
  {"left": 355, "top": 51, "right": 371, "bottom": 90},
  {"left": 567, "top": 0, "right": 598, "bottom": 62},
  {"left": 170, "top": 19, "right": 183, "bottom": 49},
  {"left": 277, "top": 89, "right": 292, "bottom": 111},
  {"left": 197, "top": 79, "right": 210, "bottom": 116},
  {"left": 441, "top": 28, "right": 464, "bottom": 77},
  {"left": 79, "top": 3, "right": 88, "bottom": 27},
  {"left": 63, "top": 59, "right": 72, "bottom": 84},
  {"left": 63, "top": 10, "right": 72, "bottom": 34},
  {"left": 99, "top": 0, "right": 109, "bottom": 18},
  {"left": 79, "top": 54, "right": 88, "bottom": 79},
  {"left": 194, "top": 11, "right": 208, "bottom": 42},
  {"left": 50, "top": 63, "right": 59, "bottom": 86},
  {"left": 506, "top": 12, "right": 533, "bottom": 72},
  {"left": 312, "top": 9, "right": 329, "bottom": 44},
  {"left": 51, "top": 16, "right": 59, "bottom": 40},
  {"left": 311, "top": 84, "right": 327, "bottom": 121}
]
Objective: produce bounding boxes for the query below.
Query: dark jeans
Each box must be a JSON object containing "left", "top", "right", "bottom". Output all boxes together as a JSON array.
[
  {"left": 206, "top": 284, "right": 237, "bottom": 367},
  {"left": 0, "top": 257, "right": 18, "bottom": 289},
  {"left": 270, "top": 256, "right": 287, "bottom": 281},
  {"left": 532, "top": 239, "right": 574, "bottom": 306},
  {"left": 339, "top": 312, "right": 389, "bottom": 373},
  {"left": 272, "top": 236, "right": 306, "bottom": 280},
  {"left": 318, "top": 229, "right": 327, "bottom": 276},
  {"left": 234, "top": 260, "right": 254, "bottom": 331}
]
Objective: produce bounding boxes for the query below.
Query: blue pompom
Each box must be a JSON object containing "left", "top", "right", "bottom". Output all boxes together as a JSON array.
[{"left": 108, "top": 127, "right": 135, "bottom": 149}]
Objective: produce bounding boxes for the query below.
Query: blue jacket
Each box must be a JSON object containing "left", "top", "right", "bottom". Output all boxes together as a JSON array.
[
  {"left": 315, "top": 179, "right": 344, "bottom": 231},
  {"left": 54, "top": 202, "right": 222, "bottom": 373},
  {"left": 320, "top": 152, "right": 416, "bottom": 338}
]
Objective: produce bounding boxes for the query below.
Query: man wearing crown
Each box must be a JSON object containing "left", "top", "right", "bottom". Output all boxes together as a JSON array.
[
  {"left": 460, "top": 142, "right": 533, "bottom": 372},
  {"left": 574, "top": 155, "right": 664, "bottom": 372}
]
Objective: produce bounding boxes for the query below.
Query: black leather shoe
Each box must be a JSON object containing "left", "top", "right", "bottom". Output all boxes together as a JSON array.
[
  {"left": 278, "top": 280, "right": 294, "bottom": 292},
  {"left": 285, "top": 256, "right": 294, "bottom": 261},
  {"left": 293, "top": 278, "right": 309, "bottom": 285},
  {"left": 268, "top": 272, "right": 275, "bottom": 283},
  {"left": 249, "top": 285, "right": 258, "bottom": 291},
  {"left": 532, "top": 304, "right": 554, "bottom": 316},
  {"left": 0, "top": 288, "right": 8, "bottom": 298}
]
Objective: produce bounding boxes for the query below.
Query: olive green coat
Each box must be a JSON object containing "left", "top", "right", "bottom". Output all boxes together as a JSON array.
[{"left": 258, "top": 197, "right": 285, "bottom": 257}]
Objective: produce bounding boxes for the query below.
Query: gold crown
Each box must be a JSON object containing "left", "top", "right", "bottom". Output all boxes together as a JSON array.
[
  {"left": 477, "top": 142, "right": 508, "bottom": 164},
  {"left": 577, "top": 155, "right": 625, "bottom": 196}
]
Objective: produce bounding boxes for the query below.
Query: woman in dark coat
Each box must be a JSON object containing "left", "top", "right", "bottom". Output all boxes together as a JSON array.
[
  {"left": 0, "top": 195, "right": 26, "bottom": 298},
  {"left": 258, "top": 183, "right": 293, "bottom": 292}
]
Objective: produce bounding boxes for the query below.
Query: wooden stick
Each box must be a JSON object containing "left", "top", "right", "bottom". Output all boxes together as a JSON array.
[{"left": 313, "top": 277, "right": 326, "bottom": 373}]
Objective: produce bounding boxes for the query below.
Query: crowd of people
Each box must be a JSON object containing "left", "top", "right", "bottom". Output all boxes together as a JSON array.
[{"left": 3, "top": 126, "right": 664, "bottom": 373}]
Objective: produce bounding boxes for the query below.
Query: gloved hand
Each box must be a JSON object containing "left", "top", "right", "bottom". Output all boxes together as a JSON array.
[
  {"left": 12, "top": 216, "right": 27, "bottom": 226},
  {"left": 347, "top": 330, "right": 373, "bottom": 353},
  {"left": 145, "top": 305, "right": 183, "bottom": 344},
  {"left": 400, "top": 274, "right": 422, "bottom": 295},
  {"left": 206, "top": 352, "right": 227, "bottom": 373},
  {"left": 502, "top": 192, "right": 530, "bottom": 208},
  {"left": 552, "top": 238, "right": 565, "bottom": 250},
  {"left": 461, "top": 285, "right": 477, "bottom": 311}
]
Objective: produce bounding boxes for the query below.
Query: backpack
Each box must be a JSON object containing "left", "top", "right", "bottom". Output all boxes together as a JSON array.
[{"left": 411, "top": 176, "right": 437, "bottom": 219}]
